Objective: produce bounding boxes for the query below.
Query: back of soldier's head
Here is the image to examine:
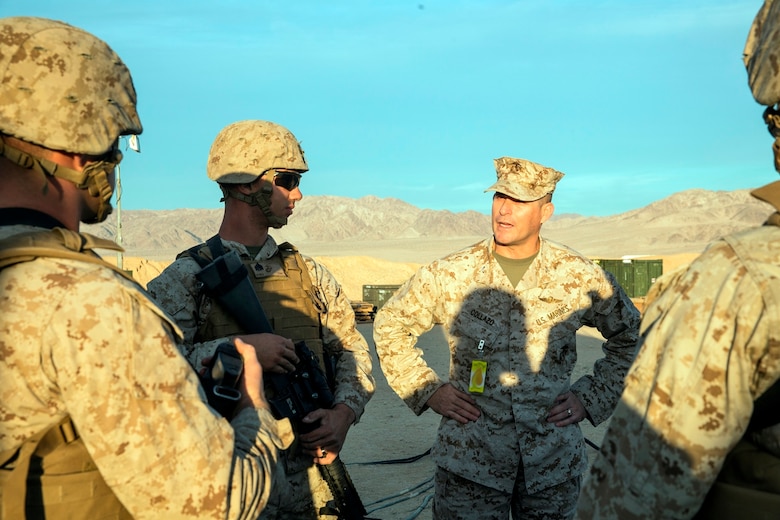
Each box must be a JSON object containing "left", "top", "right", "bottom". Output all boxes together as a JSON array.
[
  {"left": 745, "top": 0, "right": 780, "bottom": 173},
  {"left": 0, "top": 16, "right": 142, "bottom": 156}
]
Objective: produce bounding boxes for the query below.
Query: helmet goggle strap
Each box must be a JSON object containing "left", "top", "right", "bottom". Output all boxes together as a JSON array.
[{"left": 0, "top": 138, "right": 121, "bottom": 223}]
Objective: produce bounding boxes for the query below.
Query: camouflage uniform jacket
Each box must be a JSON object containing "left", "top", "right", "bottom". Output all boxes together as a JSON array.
[
  {"left": 576, "top": 184, "right": 780, "bottom": 519},
  {"left": 147, "top": 235, "right": 374, "bottom": 425},
  {"left": 0, "top": 223, "right": 294, "bottom": 519},
  {"left": 373, "top": 237, "right": 640, "bottom": 494}
]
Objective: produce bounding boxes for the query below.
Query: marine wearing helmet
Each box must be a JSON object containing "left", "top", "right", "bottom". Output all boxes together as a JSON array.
[
  {"left": 0, "top": 16, "right": 142, "bottom": 223},
  {"left": 207, "top": 120, "right": 307, "bottom": 228}
]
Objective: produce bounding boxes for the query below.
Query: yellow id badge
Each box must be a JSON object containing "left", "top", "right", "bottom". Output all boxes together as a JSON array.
[{"left": 469, "top": 360, "right": 487, "bottom": 393}]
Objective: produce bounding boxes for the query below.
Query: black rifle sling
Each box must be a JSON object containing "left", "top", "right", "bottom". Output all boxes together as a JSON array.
[
  {"left": 189, "top": 238, "right": 368, "bottom": 520},
  {"left": 192, "top": 237, "right": 273, "bottom": 333}
]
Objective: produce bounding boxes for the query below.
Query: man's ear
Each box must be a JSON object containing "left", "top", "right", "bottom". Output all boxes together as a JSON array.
[
  {"left": 237, "top": 178, "right": 262, "bottom": 195},
  {"left": 540, "top": 202, "right": 555, "bottom": 224}
]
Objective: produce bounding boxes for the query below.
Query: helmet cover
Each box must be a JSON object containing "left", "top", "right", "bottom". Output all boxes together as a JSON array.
[
  {"left": 0, "top": 16, "right": 142, "bottom": 155},
  {"left": 207, "top": 120, "right": 308, "bottom": 184}
]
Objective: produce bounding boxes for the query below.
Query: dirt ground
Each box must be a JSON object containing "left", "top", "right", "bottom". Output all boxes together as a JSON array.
[{"left": 340, "top": 323, "right": 610, "bottom": 520}]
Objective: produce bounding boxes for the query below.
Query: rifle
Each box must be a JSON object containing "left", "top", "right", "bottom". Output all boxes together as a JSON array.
[{"left": 194, "top": 246, "right": 370, "bottom": 520}]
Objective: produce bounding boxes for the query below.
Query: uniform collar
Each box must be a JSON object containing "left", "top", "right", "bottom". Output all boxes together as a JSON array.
[{"left": 0, "top": 207, "right": 65, "bottom": 229}]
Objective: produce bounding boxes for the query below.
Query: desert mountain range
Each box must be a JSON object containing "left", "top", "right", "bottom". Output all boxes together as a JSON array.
[{"left": 84, "top": 188, "right": 775, "bottom": 301}]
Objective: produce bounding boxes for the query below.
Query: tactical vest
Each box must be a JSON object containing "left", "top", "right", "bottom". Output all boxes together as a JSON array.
[
  {"left": 182, "top": 237, "right": 328, "bottom": 373},
  {"left": 0, "top": 227, "right": 131, "bottom": 519},
  {"left": 693, "top": 221, "right": 780, "bottom": 519}
]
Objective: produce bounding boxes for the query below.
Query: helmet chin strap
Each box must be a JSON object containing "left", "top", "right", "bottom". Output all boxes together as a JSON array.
[
  {"left": 0, "top": 139, "right": 120, "bottom": 224},
  {"left": 763, "top": 106, "right": 780, "bottom": 174},
  {"left": 79, "top": 161, "right": 117, "bottom": 224},
  {"left": 219, "top": 178, "right": 288, "bottom": 228}
]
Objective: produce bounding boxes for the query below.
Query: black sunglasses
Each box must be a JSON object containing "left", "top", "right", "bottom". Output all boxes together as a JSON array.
[{"left": 272, "top": 171, "right": 302, "bottom": 191}]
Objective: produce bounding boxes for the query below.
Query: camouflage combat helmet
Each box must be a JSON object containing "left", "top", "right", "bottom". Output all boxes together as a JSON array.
[
  {"left": 207, "top": 120, "right": 308, "bottom": 184},
  {"left": 207, "top": 120, "right": 307, "bottom": 228},
  {"left": 0, "top": 16, "right": 143, "bottom": 223}
]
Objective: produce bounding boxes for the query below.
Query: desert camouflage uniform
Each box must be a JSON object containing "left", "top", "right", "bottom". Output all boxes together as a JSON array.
[
  {"left": 575, "top": 183, "right": 780, "bottom": 519},
  {"left": 0, "top": 222, "right": 294, "bottom": 519},
  {"left": 574, "top": 2, "right": 780, "bottom": 516},
  {"left": 148, "top": 235, "right": 374, "bottom": 519},
  {"left": 373, "top": 236, "right": 640, "bottom": 518}
]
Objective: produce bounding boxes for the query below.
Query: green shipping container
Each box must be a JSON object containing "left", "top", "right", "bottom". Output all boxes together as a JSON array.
[
  {"left": 593, "top": 259, "right": 663, "bottom": 299},
  {"left": 362, "top": 284, "right": 402, "bottom": 310}
]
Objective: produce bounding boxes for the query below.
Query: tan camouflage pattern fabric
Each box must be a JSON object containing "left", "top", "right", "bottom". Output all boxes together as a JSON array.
[
  {"left": 262, "top": 461, "right": 334, "bottom": 518},
  {"left": 744, "top": 0, "right": 780, "bottom": 107},
  {"left": 575, "top": 199, "right": 780, "bottom": 519},
  {"left": 433, "top": 467, "right": 580, "bottom": 520},
  {"left": 0, "top": 17, "right": 142, "bottom": 155},
  {"left": 373, "top": 237, "right": 640, "bottom": 496},
  {"left": 0, "top": 224, "right": 294, "bottom": 519},
  {"left": 484, "top": 157, "right": 565, "bottom": 201},
  {"left": 147, "top": 235, "right": 374, "bottom": 518},
  {"left": 207, "top": 120, "right": 308, "bottom": 185}
]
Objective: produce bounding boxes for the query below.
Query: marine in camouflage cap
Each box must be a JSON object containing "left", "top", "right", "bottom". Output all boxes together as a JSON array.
[
  {"left": 207, "top": 120, "right": 307, "bottom": 228},
  {"left": 0, "top": 16, "right": 142, "bottom": 224},
  {"left": 374, "top": 148, "right": 639, "bottom": 517},
  {"left": 485, "top": 157, "right": 565, "bottom": 201}
]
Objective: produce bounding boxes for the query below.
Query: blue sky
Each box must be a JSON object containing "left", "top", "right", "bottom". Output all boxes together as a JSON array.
[{"left": 4, "top": 1, "right": 773, "bottom": 216}]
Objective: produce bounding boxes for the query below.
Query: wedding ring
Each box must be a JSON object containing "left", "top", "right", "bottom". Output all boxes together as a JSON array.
[
  {"left": 567, "top": 408, "right": 572, "bottom": 417},
  {"left": 321, "top": 449, "right": 327, "bottom": 457}
]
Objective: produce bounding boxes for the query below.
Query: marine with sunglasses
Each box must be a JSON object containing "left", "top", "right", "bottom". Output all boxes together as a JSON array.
[{"left": 148, "top": 120, "right": 374, "bottom": 519}]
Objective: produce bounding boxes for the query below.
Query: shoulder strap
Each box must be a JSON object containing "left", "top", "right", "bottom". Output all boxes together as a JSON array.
[
  {"left": 0, "top": 416, "right": 79, "bottom": 519},
  {"left": 0, "top": 227, "right": 132, "bottom": 282},
  {"left": 206, "top": 234, "right": 225, "bottom": 258},
  {"left": 278, "top": 241, "right": 327, "bottom": 314},
  {"left": 178, "top": 234, "right": 223, "bottom": 269}
]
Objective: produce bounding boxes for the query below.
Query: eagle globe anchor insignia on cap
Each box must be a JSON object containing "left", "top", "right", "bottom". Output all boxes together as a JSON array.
[{"left": 485, "top": 157, "right": 565, "bottom": 201}]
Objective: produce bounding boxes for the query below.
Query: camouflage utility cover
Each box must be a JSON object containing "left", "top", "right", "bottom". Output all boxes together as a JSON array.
[
  {"left": 0, "top": 17, "right": 142, "bottom": 155},
  {"left": 485, "top": 157, "right": 564, "bottom": 202},
  {"left": 0, "top": 224, "right": 293, "bottom": 518},
  {"left": 207, "top": 120, "right": 308, "bottom": 184},
  {"left": 373, "top": 237, "right": 640, "bottom": 495}
]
